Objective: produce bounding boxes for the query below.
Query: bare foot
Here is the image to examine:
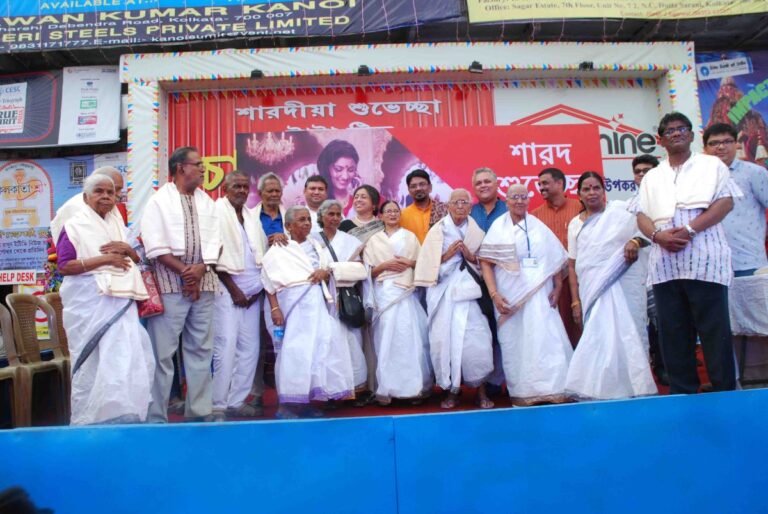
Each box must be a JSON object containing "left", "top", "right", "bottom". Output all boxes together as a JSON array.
[
  {"left": 476, "top": 385, "right": 495, "bottom": 409},
  {"left": 275, "top": 405, "right": 299, "bottom": 420}
]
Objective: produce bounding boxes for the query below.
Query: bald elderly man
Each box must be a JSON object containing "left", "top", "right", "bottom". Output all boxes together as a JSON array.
[
  {"left": 414, "top": 189, "right": 494, "bottom": 409},
  {"left": 51, "top": 166, "right": 127, "bottom": 244}
]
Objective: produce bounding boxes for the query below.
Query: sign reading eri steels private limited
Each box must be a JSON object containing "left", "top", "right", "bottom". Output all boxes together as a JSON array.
[{"left": 0, "top": 0, "right": 462, "bottom": 53}]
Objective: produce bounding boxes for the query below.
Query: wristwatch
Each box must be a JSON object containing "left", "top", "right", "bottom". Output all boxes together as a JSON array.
[{"left": 684, "top": 224, "right": 697, "bottom": 238}]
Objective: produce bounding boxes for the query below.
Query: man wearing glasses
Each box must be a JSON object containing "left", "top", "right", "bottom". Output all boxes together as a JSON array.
[
  {"left": 704, "top": 123, "right": 768, "bottom": 277},
  {"left": 636, "top": 112, "right": 737, "bottom": 394},
  {"left": 142, "top": 146, "right": 221, "bottom": 422},
  {"left": 414, "top": 189, "right": 493, "bottom": 409}
]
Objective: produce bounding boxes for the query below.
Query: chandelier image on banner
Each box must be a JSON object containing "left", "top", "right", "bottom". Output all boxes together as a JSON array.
[{"left": 245, "top": 132, "right": 295, "bottom": 165}]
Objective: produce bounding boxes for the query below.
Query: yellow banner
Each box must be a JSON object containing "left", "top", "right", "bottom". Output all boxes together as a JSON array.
[{"left": 467, "top": 0, "right": 768, "bottom": 23}]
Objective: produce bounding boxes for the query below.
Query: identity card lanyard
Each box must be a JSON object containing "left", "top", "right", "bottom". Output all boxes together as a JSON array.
[{"left": 519, "top": 216, "right": 538, "bottom": 268}]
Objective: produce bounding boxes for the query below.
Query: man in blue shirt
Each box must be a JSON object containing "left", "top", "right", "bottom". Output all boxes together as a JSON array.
[
  {"left": 254, "top": 172, "right": 288, "bottom": 247},
  {"left": 470, "top": 167, "right": 507, "bottom": 394},
  {"left": 704, "top": 123, "right": 768, "bottom": 276},
  {"left": 470, "top": 167, "right": 507, "bottom": 232}
]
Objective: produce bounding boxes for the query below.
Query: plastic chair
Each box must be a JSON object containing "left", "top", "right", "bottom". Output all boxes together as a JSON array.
[
  {"left": 41, "top": 293, "right": 69, "bottom": 357},
  {"left": 0, "top": 303, "right": 31, "bottom": 427},
  {"left": 6, "top": 294, "right": 69, "bottom": 425}
]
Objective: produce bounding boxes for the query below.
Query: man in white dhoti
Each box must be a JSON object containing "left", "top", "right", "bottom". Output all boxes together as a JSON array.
[
  {"left": 212, "top": 171, "right": 268, "bottom": 419},
  {"left": 478, "top": 184, "right": 573, "bottom": 406},
  {"left": 51, "top": 166, "right": 126, "bottom": 244},
  {"left": 262, "top": 206, "right": 355, "bottom": 419},
  {"left": 565, "top": 172, "right": 657, "bottom": 400},
  {"left": 57, "top": 174, "right": 154, "bottom": 425},
  {"left": 415, "top": 189, "right": 494, "bottom": 409},
  {"left": 141, "top": 146, "right": 220, "bottom": 422}
]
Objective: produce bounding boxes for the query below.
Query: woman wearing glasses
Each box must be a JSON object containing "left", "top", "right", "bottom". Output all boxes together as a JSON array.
[
  {"left": 363, "top": 200, "right": 433, "bottom": 405},
  {"left": 478, "top": 184, "right": 573, "bottom": 406}
]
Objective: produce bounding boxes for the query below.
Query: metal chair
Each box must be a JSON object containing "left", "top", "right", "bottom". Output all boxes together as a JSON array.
[
  {"left": 0, "top": 303, "right": 31, "bottom": 427},
  {"left": 6, "top": 294, "right": 69, "bottom": 425}
]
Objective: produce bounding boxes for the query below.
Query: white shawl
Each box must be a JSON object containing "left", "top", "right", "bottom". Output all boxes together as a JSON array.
[
  {"left": 261, "top": 238, "right": 332, "bottom": 300},
  {"left": 52, "top": 193, "right": 123, "bottom": 245},
  {"left": 363, "top": 229, "right": 421, "bottom": 289},
  {"left": 64, "top": 206, "right": 148, "bottom": 301},
  {"left": 215, "top": 198, "right": 267, "bottom": 274},
  {"left": 414, "top": 216, "right": 485, "bottom": 288},
  {"left": 639, "top": 153, "right": 730, "bottom": 225},
  {"left": 140, "top": 183, "right": 220, "bottom": 263}
]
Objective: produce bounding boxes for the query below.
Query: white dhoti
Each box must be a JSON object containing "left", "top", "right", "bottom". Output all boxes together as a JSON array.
[
  {"left": 61, "top": 275, "right": 154, "bottom": 425},
  {"left": 212, "top": 288, "right": 262, "bottom": 410}
]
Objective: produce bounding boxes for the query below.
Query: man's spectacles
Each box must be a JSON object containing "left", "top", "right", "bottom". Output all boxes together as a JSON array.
[
  {"left": 450, "top": 200, "right": 471, "bottom": 207},
  {"left": 662, "top": 126, "right": 691, "bottom": 137},
  {"left": 633, "top": 167, "right": 652, "bottom": 175},
  {"left": 183, "top": 161, "right": 205, "bottom": 167},
  {"left": 706, "top": 139, "right": 736, "bottom": 148},
  {"left": 507, "top": 194, "right": 529, "bottom": 201}
]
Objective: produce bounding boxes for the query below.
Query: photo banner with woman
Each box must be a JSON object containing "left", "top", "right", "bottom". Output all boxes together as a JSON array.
[{"left": 167, "top": 83, "right": 602, "bottom": 210}]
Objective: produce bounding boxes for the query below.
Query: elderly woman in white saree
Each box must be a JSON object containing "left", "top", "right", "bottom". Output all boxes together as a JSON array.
[
  {"left": 363, "top": 200, "right": 433, "bottom": 404},
  {"left": 57, "top": 174, "right": 154, "bottom": 425},
  {"left": 313, "top": 199, "right": 368, "bottom": 393},
  {"left": 263, "top": 206, "right": 355, "bottom": 419},
  {"left": 415, "top": 189, "right": 493, "bottom": 409},
  {"left": 565, "top": 172, "right": 657, "bottom": 400},
  {"left": 479, "top": 184, "right": 573, "bottom": 406}
]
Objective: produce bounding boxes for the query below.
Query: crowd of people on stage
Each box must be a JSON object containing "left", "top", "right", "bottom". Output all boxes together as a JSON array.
[{"left": 50, "top": 111, "right": 768, "bottom": 425}]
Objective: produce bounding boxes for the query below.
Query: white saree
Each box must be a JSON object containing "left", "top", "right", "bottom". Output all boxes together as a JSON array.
[
  {"left": 363, "top": 228, "right": 433, "bottom": 400},
  {"left": 262, "top": 240, "right": 354, "bottom": 404},
  {"left": 478, "top": 213, "right": 572, "bottom": 404},
  {"left": 314, "top": 230, "right": 368, "bottom": 391},
  {"left": 420, "top": 216, "right": 492, "bottom": 393},
  {"left": 60, "top": 207, "right": 154, "bottom": 425},
  {"left": 565, "top": 203, "right": 657, "bottom": 400}
]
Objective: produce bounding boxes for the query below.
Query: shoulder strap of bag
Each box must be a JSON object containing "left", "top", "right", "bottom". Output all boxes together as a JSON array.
[{"left": 319, "top": 232, "right": 339, "bottom": 262}]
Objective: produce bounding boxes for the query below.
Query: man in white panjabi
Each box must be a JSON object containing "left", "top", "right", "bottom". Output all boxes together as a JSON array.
[
  {"left": 479, "top": 184, "right": 573, "bottom": 406},
  {"left": 212, "top": 171, "right": 268, "bottom": 419},
  {"left": 415, "top": 189, "right": 494, "bottom": 409},
  {"left": 57, "top": 174, "right": 154, "bottom": 425},
  {"left": 262, "top": 206, "right": 356, "bottom": 419},
  {"left": 50, "top": 166, "right": 126, "bottom": 244}
]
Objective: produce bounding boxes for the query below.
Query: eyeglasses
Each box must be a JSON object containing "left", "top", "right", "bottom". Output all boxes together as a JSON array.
[
  {"left": 662, "top": 126, "right": 691, "bottom": 137},
  {"left": 381, "top": 209, "right": 400, "bottom": 215},
  {"left": 507, "top": 194, "right": 529, "bottom": 201},
  {"left": 633, "top": 167, "right": 652, "bottom": 175},
  {"left": 706, "top": 139, "right": 736, "bottom": 148},
  {"left": 450, "top": 200, "right": 471, "bottom": 207},
  {"left": 183, "top": 161, "right": 205, "bottom": 167}
]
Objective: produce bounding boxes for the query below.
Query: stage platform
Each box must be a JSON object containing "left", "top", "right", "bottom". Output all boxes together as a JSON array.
[{"left": 1, "top": 388, "right": 766, "bottom": 514}]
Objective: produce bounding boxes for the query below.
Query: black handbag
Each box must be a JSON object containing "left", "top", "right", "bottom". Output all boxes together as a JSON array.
[{"left": 320, "top": 233, "right": 367, "bottom": 328}]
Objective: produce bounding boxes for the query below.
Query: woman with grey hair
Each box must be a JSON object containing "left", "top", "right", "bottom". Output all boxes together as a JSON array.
[
  {"left": 313, "top": 199, "right": 368, "bottom": 397},
  {"left": 56, "top": 173, "right": 154, "bottom": 425},
  {"left": 261, "top": 205, "right": 356, "bottom": 418}
]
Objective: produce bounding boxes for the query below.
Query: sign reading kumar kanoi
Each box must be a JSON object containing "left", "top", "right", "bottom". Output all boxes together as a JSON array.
[{"left": 0, "top": 0, "right": 461, "bottom": 53}]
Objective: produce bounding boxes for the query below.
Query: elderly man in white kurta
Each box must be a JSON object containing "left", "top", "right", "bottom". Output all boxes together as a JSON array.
[
  {"left": 415, "top": 189, "right": 494, "bottom": 409},
  {"left": 212, "top": 171, "right": 268, "bottom": 419},
  {"left": 479, "top": 184, "right": 573, "bottom": 406}
]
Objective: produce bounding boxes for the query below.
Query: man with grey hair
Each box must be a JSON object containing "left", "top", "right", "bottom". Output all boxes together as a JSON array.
[
  {"left": 470, "top": 167, "right": 507, "bottom": 394},
  {"left": 141, "top": 146, "right": 220, "bottom": 422},
  {"left": 414, "top": 189, "right": 494, "bottom": 409},
  {"left": 212, "top": 171, "right": 268, "bottom": 419},
  {"left": 254, "top": 172, "right": 288, "bottom": 247},
  {"left": 51, "top": 166, "right": 126, "bottom": 243}
]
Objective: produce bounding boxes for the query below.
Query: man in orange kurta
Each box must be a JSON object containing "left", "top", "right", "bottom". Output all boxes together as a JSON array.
[
  {"left": 531, "top": 167, "right": 583, "bottom": 347},
  {"left": 400, "top": 169, "right": 449, "bottom": 243}
]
